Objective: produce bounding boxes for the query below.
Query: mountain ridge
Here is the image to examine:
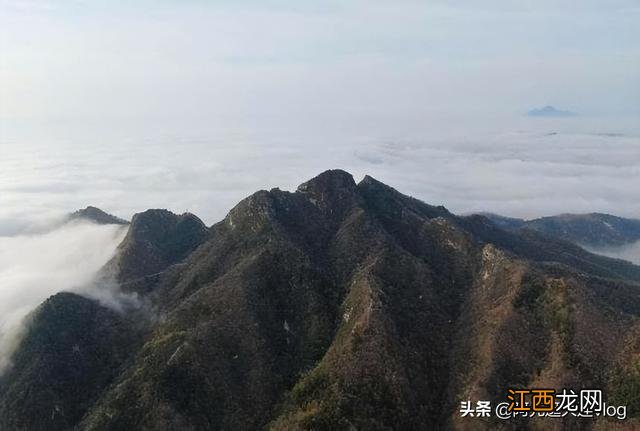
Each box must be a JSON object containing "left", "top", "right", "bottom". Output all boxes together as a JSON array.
[{"left": 2, "top": 170, "right": 640, "bottom": 430}]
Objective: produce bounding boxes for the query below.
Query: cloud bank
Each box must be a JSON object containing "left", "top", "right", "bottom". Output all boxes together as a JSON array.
[
  {"left": 1, "top": 0, "right": 638, "bottom": 225},
  {"left": 586, "top": 241, "right": 640, "bottom": 266},
  {"left": 1, "top": 121, "right": 639, "bottom": 229},
  {"left": 0, "top": 220, "right": 128, "bottom": 374}
]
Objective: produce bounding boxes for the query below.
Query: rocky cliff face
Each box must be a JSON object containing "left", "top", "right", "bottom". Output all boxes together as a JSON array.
[{"left": 2, "top": 170, "right": 640, "bottom": 430}]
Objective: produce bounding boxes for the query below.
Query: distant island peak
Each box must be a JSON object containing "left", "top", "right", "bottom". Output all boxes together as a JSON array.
[{"left": 527, "top": 105, "right": 576, "bottom": 117}]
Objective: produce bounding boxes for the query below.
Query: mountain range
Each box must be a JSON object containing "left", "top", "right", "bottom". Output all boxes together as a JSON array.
[
  {"left": 1, "top": 170, "right": 640, "bottom": 430},
  {"left": 478, "top": 212, "right": 640, "bottom": 248}
]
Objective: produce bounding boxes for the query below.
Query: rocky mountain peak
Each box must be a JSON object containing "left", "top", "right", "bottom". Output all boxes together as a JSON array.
[
  {"left": 111, "top": 209, "right": 208, "bottom": 286},
  {"left": 297, "top": 169, "right": 356, "bottom": 194},
  {"left": 296, "top": 169, "right": 360, "bottom": 217},
  {"left": 358, "top": 174, "right": 380, "bottom": 186},
  {"left": 68, "top": 206, "right": 128, "bottom": 225},
  {"left": 128, "top": 209, "right": 204, "bottom": 241}
]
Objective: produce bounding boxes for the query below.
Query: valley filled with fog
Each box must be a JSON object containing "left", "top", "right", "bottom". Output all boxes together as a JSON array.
[
  {"left": 587, "top": 240, "right": 640, "bottom": 266},
  {"left": 0, "top": 221, "right": 127, "bottom": 374}
]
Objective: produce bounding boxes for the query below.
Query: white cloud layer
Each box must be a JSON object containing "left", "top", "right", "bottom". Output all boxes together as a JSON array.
[
  {"left": 0, "top": 118, "right": 639, "bottom": 230},
  {"left": 1, "top": 0, "right": 638, "bottom": 227},
  {"left": 1, "top": 0, "right": 638, "bottom": 226},
  {"left": 0, "top": 220, "right": 128, "bottom": 374},
  {"left": 587, "top": 241, "right": 640, "bottom": 266}
]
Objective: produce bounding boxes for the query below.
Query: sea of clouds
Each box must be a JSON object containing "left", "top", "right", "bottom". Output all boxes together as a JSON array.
[
  {"left": 0, "top": 116, "right": 639, "bottom": 373},
  {"left": 1, "top": 116, "right": 639, "bottom": 229},
  {"left": 0, "top": 220, "right": 128, "bottom": 374}
]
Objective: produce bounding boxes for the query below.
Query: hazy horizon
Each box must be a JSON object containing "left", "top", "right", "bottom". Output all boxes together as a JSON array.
[{"left": 1, "top": 0, "right": 639, "bottom": 230}]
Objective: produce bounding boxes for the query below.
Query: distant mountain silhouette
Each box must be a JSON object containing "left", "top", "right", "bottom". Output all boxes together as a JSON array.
[
  {"left": 527, "top": 105, "right": 576, "bottom": 117},
  {"left": 68, "top": 206, "right": 128, "bottom": 225},
  {"left": 480, "top": 212, "right": 640, "bottom": 248}
]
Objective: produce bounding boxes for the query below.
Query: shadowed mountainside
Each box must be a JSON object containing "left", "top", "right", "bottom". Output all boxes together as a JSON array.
[{"left": 2, "top": 170, "right": 640, "bottom": 430}]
